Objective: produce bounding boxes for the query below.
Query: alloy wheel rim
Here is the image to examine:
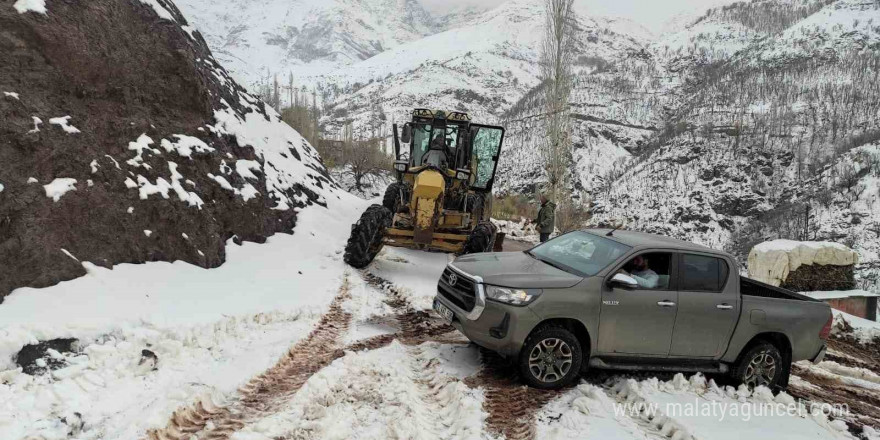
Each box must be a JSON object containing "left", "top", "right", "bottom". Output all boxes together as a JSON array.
[
  {"left": 743, "top": 351, "right": 776, "bottom": 388},
  {"left": 528, "top": 338, "right": 573, "bottom": 383}
]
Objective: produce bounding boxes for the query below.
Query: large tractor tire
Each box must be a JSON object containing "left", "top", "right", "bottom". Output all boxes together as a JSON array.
[
  {"left": 462, "top": 221, "right": 497, "bottom": 255},
  {"left": 382, "top": 182, "right": 410, "bottom": 213},
  {"left": 344, "top": 204, "right": 392, "bottom": 268}
]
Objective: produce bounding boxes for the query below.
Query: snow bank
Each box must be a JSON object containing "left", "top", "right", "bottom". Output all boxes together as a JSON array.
[
  {"left": 834, "top": 309, "right": 880, "bottom": 343},
  {"left": 42, "top": 178, "right": 77, "bottom": 202},
  {"left": 0, "top": 195, "right": 369, "bottom": 437},
  {"left": 747, "top": 240, "right": 859, "bottom": 287}
]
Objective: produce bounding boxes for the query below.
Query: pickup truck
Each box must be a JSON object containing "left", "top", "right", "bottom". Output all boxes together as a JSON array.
[{"left": 433, "top": 229, "right": 832, "bottom": 389}]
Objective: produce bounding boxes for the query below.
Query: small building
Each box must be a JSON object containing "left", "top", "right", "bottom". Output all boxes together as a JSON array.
[{"left": 800, "top": 290, "right": 879, "bottom": 321}]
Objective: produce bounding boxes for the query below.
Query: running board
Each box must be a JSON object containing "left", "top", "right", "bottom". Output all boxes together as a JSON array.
[{"left": 589, "top": 358, "right": 729, "bottom": 374}]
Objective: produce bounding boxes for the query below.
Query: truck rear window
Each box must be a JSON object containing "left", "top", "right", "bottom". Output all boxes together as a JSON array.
[{"left": 680, "top": 254, "right": 729, "bottom": 292}]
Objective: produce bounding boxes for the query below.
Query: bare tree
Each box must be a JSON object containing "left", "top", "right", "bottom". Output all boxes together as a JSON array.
[
  {"left": 540, "top": 0, "right": 575, "bottom": 201},
  {"left": 340, "top": 122, "right": 389, "bottom": 193}
]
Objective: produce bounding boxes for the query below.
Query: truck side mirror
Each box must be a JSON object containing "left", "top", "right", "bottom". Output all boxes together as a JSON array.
[
  {"left": 401, "top": 123, "right": 412, "bottom": 144},
  {"left": 609, "top": 273, "right": 638, "bottom": 289}
]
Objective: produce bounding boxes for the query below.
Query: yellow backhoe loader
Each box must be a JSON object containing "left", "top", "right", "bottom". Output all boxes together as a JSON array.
[{"left": 343, "top": 109, "right": 505, "bottom": 268}]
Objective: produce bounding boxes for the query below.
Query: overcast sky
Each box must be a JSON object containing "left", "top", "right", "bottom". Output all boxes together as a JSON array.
[{"left": 419, "top": 0, "right": 735, "bottom": 33}]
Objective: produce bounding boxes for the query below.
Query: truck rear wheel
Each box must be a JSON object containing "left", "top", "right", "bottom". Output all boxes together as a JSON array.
[
  {"left": 518, "top": 326, "right": 583, "bottom": 390},
  {"left": 733, "top": 342, "right": 784, "bottom": 389},
  {"left": 462, "top": 221, "right": 496, "bottom": 254},
  {"left": 343, "top": 204, "right": 392, "bottom": 268}
]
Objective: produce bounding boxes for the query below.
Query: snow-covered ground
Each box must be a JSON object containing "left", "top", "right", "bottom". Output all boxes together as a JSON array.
[{"left": 0, "top": 193, "right": 370, "bottom": 439}]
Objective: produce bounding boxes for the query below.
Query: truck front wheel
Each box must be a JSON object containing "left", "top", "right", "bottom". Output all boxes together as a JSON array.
[
  {"left": 733, "top": 342, "right": 784, "bottom": 389},
  {"left": 518, "top": 326, "right": 583, "bottom": 390}
]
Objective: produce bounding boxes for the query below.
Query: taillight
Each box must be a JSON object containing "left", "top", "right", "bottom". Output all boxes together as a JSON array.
[{"left": 819, "top": 312, "right": 833, "bottom": 340}]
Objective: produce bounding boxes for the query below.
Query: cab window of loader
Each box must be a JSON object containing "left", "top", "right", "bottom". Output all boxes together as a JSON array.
[
  {"left": 411, "top": 123, "right": 431, "bottom": 166},
  {"left": 471, "top": 125, "right": 504, "bottom": 189}
]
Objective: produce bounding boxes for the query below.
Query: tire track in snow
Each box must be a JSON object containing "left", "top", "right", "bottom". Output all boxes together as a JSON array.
[
  {"left": 146, "top": 274, "right": 356, "bottom": 440},
  {"left": 463, "top": 348, "right": 561, "bottom": 440},
  {"left": 362, "top": 270, "right": 568, "bottom": 440},
  {"left": 788, "top": 334, "right": 880, "bottom": 435}
]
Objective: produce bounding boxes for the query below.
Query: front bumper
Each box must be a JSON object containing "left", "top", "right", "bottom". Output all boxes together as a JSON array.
[
  {"left": 811, "top": 344, "right": 827, "bottom": 363},
  {"left": 434, "top": 290, "right": 539, "bottom": 358}
]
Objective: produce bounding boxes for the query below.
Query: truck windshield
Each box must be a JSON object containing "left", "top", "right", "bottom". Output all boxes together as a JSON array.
[{"left": 528, "top": 231, "right": 631, "bottom": 277}]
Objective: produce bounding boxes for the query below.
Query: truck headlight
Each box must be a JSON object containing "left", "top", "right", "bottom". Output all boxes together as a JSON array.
[
  {"left": 394, "top": 160, "right": 408, "bottom": 172},
  {"left": 485, "top": 285, "right": 542, "bottom": 306},
  {"left": 455, "top": 169, "right": 470, "bottom": 180}
]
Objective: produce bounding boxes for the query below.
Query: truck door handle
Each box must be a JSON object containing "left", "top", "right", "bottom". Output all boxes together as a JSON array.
[
  {"left": 657, "top": 301, "right": 676, "bottom": 307},
  {"left": 716, "top": 304, "right": 733, "bottom": 310}
]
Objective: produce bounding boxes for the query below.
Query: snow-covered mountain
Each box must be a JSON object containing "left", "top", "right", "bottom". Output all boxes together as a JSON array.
[{"left": 174, "top": 0, "right": 440, "bottom": 85}]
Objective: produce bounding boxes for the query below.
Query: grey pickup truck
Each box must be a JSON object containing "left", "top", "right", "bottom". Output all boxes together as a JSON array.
[{"left": 433, "top": 229, "right": 832, "bottom": 389}]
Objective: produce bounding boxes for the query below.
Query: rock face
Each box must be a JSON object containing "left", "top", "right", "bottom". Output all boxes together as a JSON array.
[
  {"left": 0, "top": 0, "right": 335, "bottom": 301},
  {"left": 747, "top": 240, "right": 859, "bottom": 290}
]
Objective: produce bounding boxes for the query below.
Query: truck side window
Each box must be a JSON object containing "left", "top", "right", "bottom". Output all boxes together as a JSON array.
[
  {"left": 680, "top": 254, "right": 729, "bottom": 292},
  {"left": 617, "top": 252, "right": 673, "bottom": 290}
]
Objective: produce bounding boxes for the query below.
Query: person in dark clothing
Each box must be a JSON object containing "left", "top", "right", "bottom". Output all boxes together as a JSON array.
[{"left": 534, "top": 193, "right": 556, "bottom": 243}]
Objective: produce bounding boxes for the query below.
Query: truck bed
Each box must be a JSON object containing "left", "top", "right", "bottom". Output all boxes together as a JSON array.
[{"left": 739, "top": 276, "right": 820, "bottom": 302}]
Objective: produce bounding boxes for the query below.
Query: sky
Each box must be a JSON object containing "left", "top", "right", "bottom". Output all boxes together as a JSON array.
[{"left": 419, "top": 0, "right": 735, "bottom": 33}]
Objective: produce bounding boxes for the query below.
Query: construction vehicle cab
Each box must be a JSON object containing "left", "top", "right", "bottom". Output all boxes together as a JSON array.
[{"left": 344, "top": 109, "right": 505, "bottom": 268}]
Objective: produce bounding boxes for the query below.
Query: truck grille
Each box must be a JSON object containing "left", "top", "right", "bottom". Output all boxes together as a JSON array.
[{"left": 438, "top": 266, "right": 476, "bottom": 312}]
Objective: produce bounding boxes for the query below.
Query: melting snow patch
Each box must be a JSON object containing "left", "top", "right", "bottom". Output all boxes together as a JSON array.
[
  {"left": 48, "top": 116, "right": 81, "bottom": 134},
  {"left": 13, "top": 0, "right": 46, "bottom": 14},
  {"left": 43, "top": 178, "right": 77, "bottom": 202},
  {"left": 160, "top": 135, "right": 214, "bottom": 158},
  {"left": 138, "top": 0, "right": 175, "bottom": 21},
  {"left": 90, "top": 160, "right": 99, "bottom": 174},
  {"left": 134, "top": 163, "right": 203, "bottom": 208},
  {"left": 27, "top": 177, "right": 38, "bottom": 184},
  {"left": 126, "top": 134, "right": 158, "bottom": 167},
  {"left": 60, "top": 249, "right": 79, "bottom": 262},
  {"left": 28, "top": 116, "right": 42, "bottom": 134},
  {"left": 0, "top": 182, "right": 4, "bottom": 193},
  {"left": 144, "top": 230, "right": 152, "bottom": 237},
  {"left": 127, "top": 207, "right": 134, "bottom": 214},
  {"left": 3, "top": 91, "right": 20, "bottom": 99},
  {"left": 235, "top": 160, "right": 262, "bottom": 180}
]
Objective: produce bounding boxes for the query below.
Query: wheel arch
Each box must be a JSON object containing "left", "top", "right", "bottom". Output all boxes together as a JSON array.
[
  {"left": 733, "top": 332, "right": 793, "bottom": 387},
  {"left": 528, "top": 317, "right": 592, "bottom": 359}
]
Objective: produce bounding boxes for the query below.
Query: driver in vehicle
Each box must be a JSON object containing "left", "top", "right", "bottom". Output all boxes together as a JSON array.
[
  {"left": 423, "top": 133, "right": 453, "bottom": 168},
  {"left": 618, "top": 255, "right": 659, "bottom": 289}
]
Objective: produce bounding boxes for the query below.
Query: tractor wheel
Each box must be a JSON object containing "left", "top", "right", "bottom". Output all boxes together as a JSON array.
[
  {"left": 462, "top": 221, "right": 497, "bottom": 254},
  {"left": 343, "top": 204, "right": 392, "bottom": 268},
  {"left": 382, "top": 182, "right": 409, "bottom": 213}
]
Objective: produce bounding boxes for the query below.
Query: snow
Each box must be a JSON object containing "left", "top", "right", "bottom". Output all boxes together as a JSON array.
[
  {"left": 0, "top": 194, "right": 370, "bottom": 438},
  {"left": 159, "top": 134, "right": 214, "bottom": 158},
  {"left": 539, "top": 373, "right": 851, "bottom": 440},
  {"left": 143, "top": 229, "right": 152, "bottom": 237},
  {"left": 28, "top": 116, "right": 42, "bottom": 134},
  {"left": 48, "top": 116, "right": 81, "bottom": 134},
  {"left": 42, "top": 178, "right": 77, "bottom": 202},
  {"left": 801, "top": 289, "right": 880, "bottom": 300},
  {"left": 13, "top": 0, "right": 46, "bottom": 14},
  {"left": 0, "top": 182, "right": 4, "bottom": 193},
  {"left": 126, "top": 133, "right": 156, "bottom": 167},
  {"left": 27, "top": 177, "right": 38, "bottom": 184},
  {"left": 748, "top": 240, "right": 860, "bottom": 287},
  {"left": 228, "top": 341, "right": 486, "bottom": 440},
  {"left": 834, "top": 309, "right": 880, "bottom": 343},
  {"left": 3, "top": 91, "right": 20, "bottom": 99}
]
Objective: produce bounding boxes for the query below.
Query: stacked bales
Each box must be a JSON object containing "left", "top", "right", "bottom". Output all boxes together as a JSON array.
[{"left": 747, "top": 240, "right": 859, "bottom": 291}]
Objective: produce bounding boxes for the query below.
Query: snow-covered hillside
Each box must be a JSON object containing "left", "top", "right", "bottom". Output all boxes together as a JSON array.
[
  {"left": 0, "top": 0, "right": 337, "bottom": 299},
  {"left": 174, "top": 0, "right": 457, "bottom": 87}
]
